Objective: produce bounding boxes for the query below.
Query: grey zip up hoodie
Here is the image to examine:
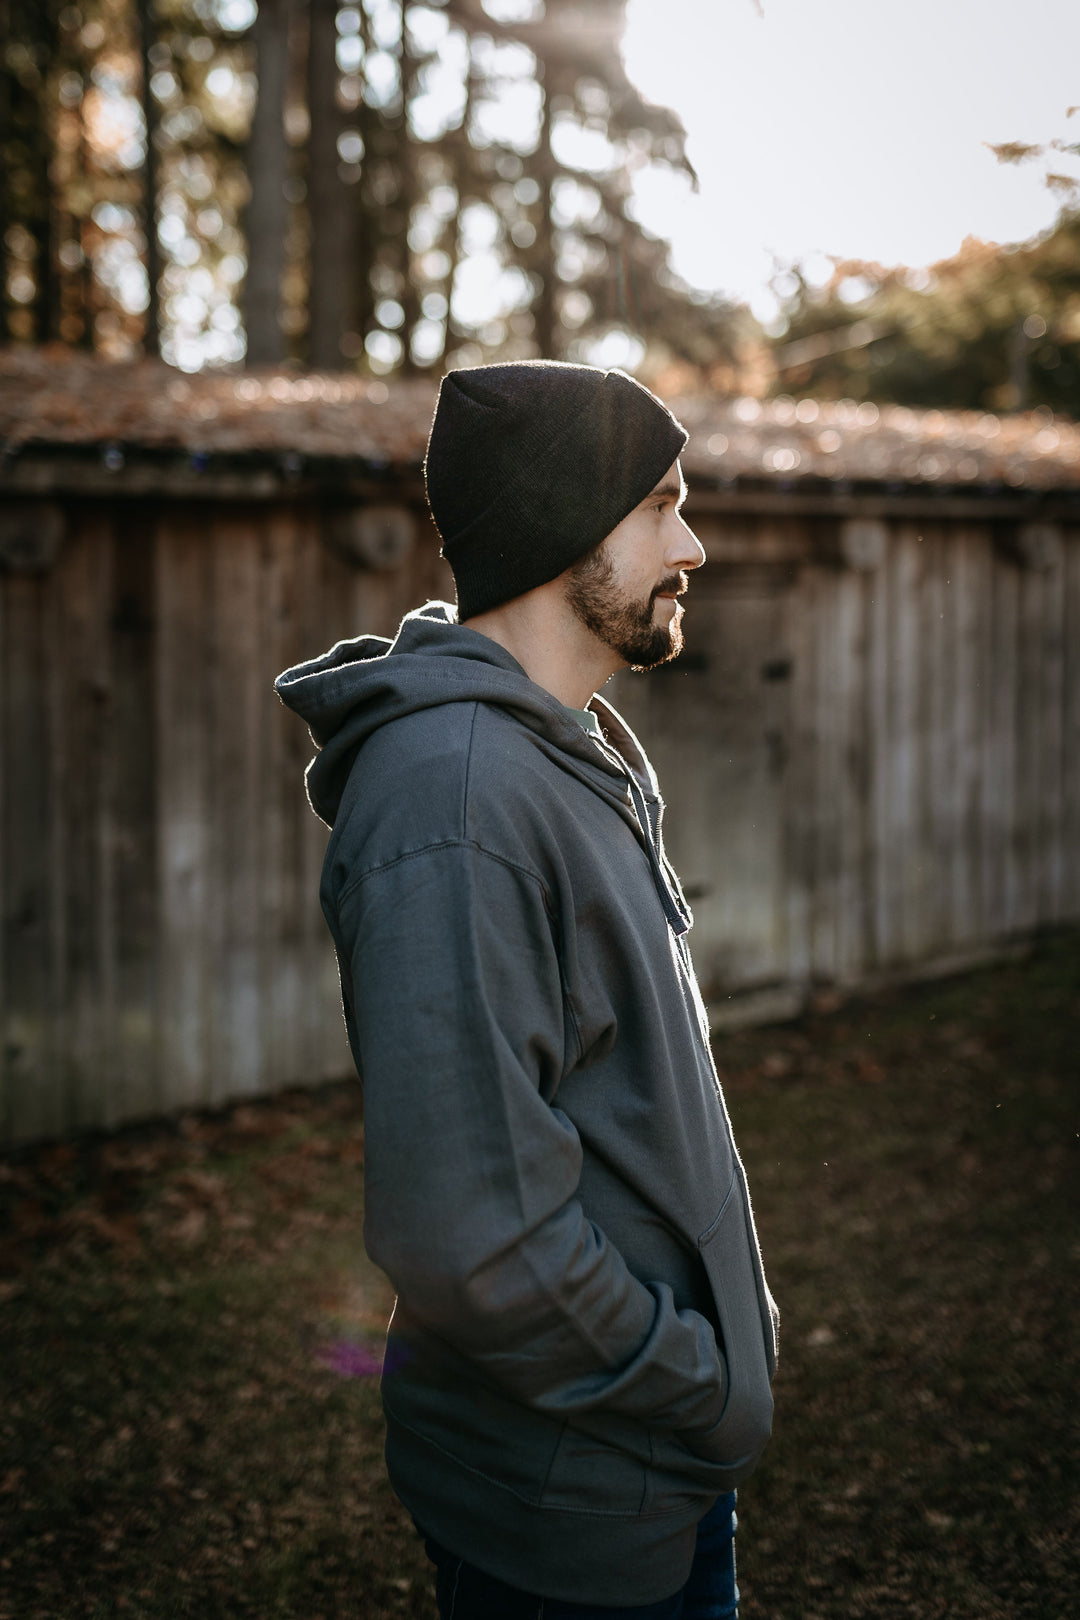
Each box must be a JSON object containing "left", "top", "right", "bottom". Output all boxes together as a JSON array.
[{"left": 275, "top": 602, "right": 778, "bottom": 1606}]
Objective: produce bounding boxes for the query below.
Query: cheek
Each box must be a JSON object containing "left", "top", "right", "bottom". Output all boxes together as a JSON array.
[
  {"left": 630, "top": 558, "right": 663, "bottom": 601},
  {"left": 606, "top": 515, "right": 667, "bottom": 592}
]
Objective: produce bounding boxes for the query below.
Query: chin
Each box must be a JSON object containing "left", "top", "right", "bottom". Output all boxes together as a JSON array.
[{"left": 627, "top": 622, "right": 684, "bottom": 673}]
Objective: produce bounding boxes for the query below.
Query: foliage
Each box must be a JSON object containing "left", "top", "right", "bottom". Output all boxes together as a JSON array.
[
  {"left": 985, "top": 105, "right": 1080, "bottom": 210},
  {"left": 0, "top": 0, "right": 741, "bottom": 376},
  {"left": 765, "top": 113, "right": 1080, "bottom": 417},
  {"left": 0, "top": 0, "right": 252, "bottom": 365}
]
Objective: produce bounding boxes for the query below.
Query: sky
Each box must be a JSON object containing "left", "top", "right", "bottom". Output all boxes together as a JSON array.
[{"left": 622, "top": 0, "right": 1080, "bottom": 322}]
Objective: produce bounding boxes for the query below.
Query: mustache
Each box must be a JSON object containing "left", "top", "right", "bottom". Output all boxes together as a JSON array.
[{"left": 650, "top": 572, "right": 689, "bottom": 604}]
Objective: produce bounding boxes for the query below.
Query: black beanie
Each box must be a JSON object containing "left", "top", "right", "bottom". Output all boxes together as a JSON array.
[{"left": 423, "top": 360, "right": 688, "bottom": 620}]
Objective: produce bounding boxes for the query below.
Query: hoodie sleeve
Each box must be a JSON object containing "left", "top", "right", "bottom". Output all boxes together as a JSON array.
[{"left": 332, "top": 837, "right": 729, "bottom": 1442}]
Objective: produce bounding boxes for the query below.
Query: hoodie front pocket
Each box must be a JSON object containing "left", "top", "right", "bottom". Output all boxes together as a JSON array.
[
  {"left": 382, "top": 1348, "right": 564, "bottom": 1507},
  {"left": 538, "top": 1411, "right": 650, "bottom": 1516}
]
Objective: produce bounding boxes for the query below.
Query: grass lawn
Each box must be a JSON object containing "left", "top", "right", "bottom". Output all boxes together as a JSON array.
[{"left": 1, "top": 932, "right": 1077, "bottom": 1619}]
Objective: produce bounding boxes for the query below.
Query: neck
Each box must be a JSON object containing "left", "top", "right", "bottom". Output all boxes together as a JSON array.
[{"left": 462, "top": 581, "right": 621, "bottom": 709}]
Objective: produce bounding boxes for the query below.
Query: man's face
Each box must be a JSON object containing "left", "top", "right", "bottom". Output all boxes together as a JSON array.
[{"left": 564, "top": 460, "right": 705, "bottom": 671}]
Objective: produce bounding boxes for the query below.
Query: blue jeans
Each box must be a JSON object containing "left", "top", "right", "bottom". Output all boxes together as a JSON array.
[{"left": 420, "top": 1491, "right": 739, "bottom": 1619}]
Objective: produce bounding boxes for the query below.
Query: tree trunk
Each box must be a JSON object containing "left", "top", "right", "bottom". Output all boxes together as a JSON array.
[
  {"left": 11, "top": 0, "right": 58, "bottom": 343},
  {"left": 396, "top": 0, "right": 420, "bottom": 371},
  {"left": 76, "top": 75, "right": 94, "bottom": 348},
  {"left": 534, "top": 61, "right": 557, "bottom": 359},
  {"left": 440, "top": 35, "right": 477, "bottom": 367},
  {"left": 243, "top": 0, "right": 290, "bottom": 366},
  {"left": 306, "top": 0, "right": 352, "bottom": 368},
  {"left": 135, "top": 0, "right": 161, "bottom": 356}
]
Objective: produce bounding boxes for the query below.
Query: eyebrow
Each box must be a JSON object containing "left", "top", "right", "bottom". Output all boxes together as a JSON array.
[{"left": 648, "top": 477, "right": 686, "bottom": 504}]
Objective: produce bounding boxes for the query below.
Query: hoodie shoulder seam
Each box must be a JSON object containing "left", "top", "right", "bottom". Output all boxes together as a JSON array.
[{"left": 335, "top": 837, "right": 553, "bottom": 914}]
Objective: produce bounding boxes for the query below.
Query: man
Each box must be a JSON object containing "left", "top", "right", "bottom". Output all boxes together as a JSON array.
[{"left": 275, "top": 361, "right": 778, "bottom": 1619}]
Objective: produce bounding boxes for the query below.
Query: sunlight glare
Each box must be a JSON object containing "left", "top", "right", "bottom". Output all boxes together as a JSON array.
[{"left": 623, "top": 0, "right": 1080, "bottom": 303}]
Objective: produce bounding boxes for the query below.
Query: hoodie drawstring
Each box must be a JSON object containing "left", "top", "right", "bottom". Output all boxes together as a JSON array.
[{"left": 622, "top": 769, "right": 691, "bottom": 939}]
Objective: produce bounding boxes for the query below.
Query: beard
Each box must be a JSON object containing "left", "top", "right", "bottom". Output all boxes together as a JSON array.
[{"left": 565, "top": 544, "right": 687, "bottom": 671}]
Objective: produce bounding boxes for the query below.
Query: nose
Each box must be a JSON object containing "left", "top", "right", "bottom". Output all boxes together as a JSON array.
[{"left": 666, "top": 511, "right": 706, "bottom": 573}]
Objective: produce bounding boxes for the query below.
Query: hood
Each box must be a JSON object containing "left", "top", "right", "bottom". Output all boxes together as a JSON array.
[{"left": 274, "top": 601, "right": 691, "bottom": 934}]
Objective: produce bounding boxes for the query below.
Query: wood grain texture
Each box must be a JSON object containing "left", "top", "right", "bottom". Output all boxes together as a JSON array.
[
  {"left": 922, "top": 527, "right": 951, "bottom": 955},
  {"left": 156, "top": 507, "right": 214, "bottom": 1114},
  {"left": 865, "top": 534, "right": 891, "bottom": 972},
  {"left": 1036, "top": 530, "right": 1066, "bottom": 923},
  {"left": 1014, "top": 553, "right": 1045, "bottom": 934},
  {"left": 780, "top": 560, "right": 815, "bottom": 991},
  {"left": 986, "top": 555, "right": 1020, "bottom": 936},
  {"left": 952, "top": 529, "right": 991, "bottom": 950},
  {"left": 209, "top": 507, "right": 264, "bottom": 1104},
  {"left": 52, "top": 511, "right": 113, "bottom": 1131},
  {"left": 261, "top": 504, "right": 307, "bottom": 1094},
  {"left": 3, "top": 576, "right": 52, "bottom": 1141},
  {"left": 109, "top": 508, "right": 159, "bottom": 1126}
]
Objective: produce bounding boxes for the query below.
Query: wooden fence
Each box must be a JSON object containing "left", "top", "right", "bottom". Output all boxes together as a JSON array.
[
  {"left": 0, "top": 492, "right": 448, "bottom": 1145},
  {"left": 614, "top": 508, "right": 1080, "bottom": 1025},
  {"left": 1, "top": 479, "right": 1077, "bottom": 1145}
]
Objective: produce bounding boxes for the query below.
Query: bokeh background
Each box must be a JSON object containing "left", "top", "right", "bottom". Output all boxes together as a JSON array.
[{"left": 3, "top": 0, "right": 1080, "bottom": 408}]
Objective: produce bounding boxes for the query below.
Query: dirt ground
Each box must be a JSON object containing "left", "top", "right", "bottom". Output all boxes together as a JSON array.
[{"left": 1, "top": 932, "right": 1077, "bottom": 1619}]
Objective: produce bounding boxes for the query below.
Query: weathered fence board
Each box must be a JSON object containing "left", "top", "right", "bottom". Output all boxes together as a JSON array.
[
  {"left": 55, "top": 514, "right": 112, "bottom": 1133},
  {"left": 782, "top": 557, "right": 816, "bottom": 990},
  {"left": 831, "top": 569, "right": 868, "bottom": 983},
  {"left": 951, "top": 530, "right": 989, "bottom": 950},
  {"left": 985, "top": 560, "right": 1017, "bottom": 938},
  {"left": 260, "top": 505, "right": 307, "bottom": 1097},
  {"left": 157, "top": 510, "right": 213, "bottom": 1119},
  {"left": 5, "top": 576, "right": 53, "bottom": 1141}
]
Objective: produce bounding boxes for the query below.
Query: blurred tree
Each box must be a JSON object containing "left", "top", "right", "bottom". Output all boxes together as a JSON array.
[
  {"left": 1, "top": 0, "right": 742, "bottom": 380},
  {"left": 306, "top": 0, "right": 352, "bottom": 365},
  {"left": 768, "top": 218, "right": 1080, "bottom": 416},
  {"left": 1, "top": 0, "right": 59, "bottom": 344},
  {"left": 767, "top": 112, "right": 1080, "bottom": 417},
  {"left": 1, "top": 0, "right": 255, "bottom": 365},
  {"left": 243, "top": 0, "right": 290, "bottom": 361},
  {"left": 985, "top": 109, "right": 1080, "bottom": 213},
  {"left": 135, "top": 0, "right": 162, "bottom": 352},
  {"left": 501, "top": 0, "right": 704, "bottom": 360},
  {"left": 407, "top": 0, "right": 738, "bottom": 374}
]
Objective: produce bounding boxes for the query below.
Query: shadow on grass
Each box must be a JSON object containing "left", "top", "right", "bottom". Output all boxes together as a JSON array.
[{"left": 1, "top": 932, "right": 1077, "bottom": 1618}]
